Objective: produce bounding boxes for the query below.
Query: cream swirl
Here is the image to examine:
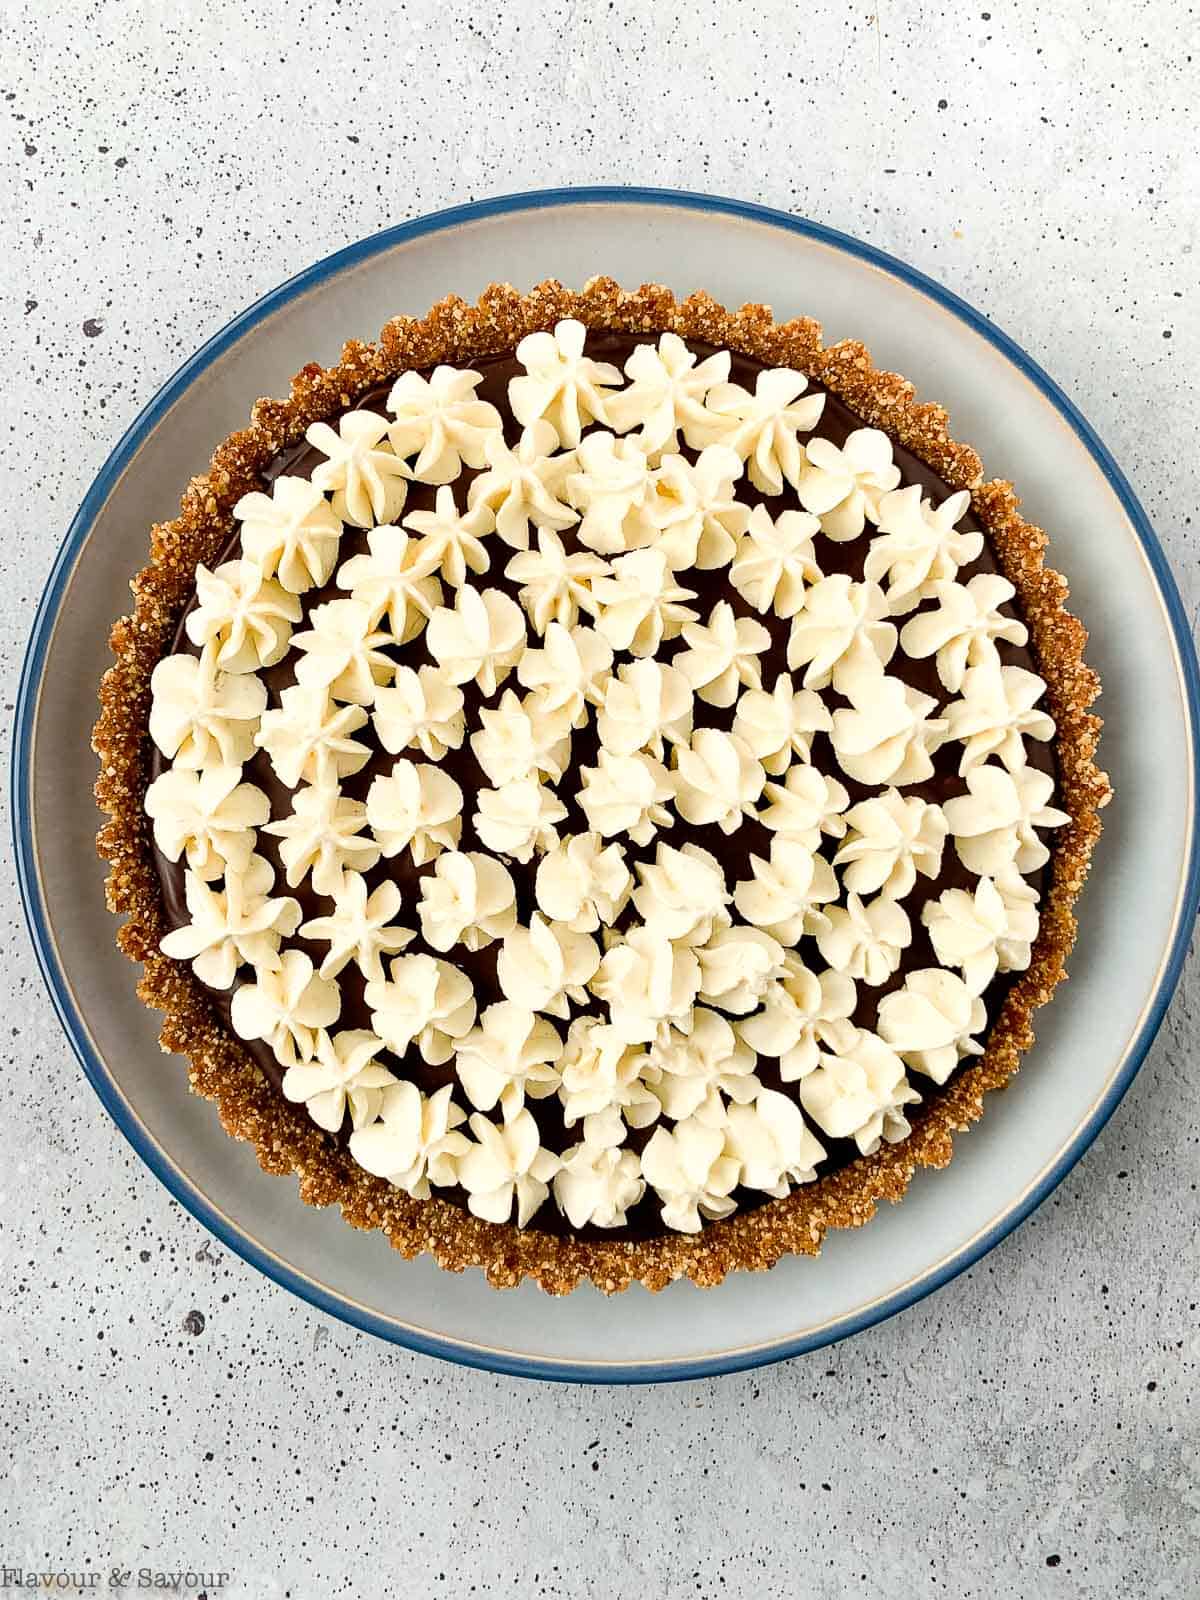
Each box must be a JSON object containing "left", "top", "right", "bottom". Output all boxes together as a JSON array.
[
  {"left": 516, "top": 621, "right": 612, "bottom": 728},
  {"left": 943, "top": 661, "right": 1056, "bottom": 774},
  {"left": 729, "top": 504, "right": 823, "bottom": 617},
  {"left": 470, "top": 688, "right": 572, "bottom": 786},
  {"left": 689, "top": 368, "right": 825, "bottom": 494},
  {"left": 865, "top": 485, "right": 983, "bottom": 612},
  {"left": 816, "top": 892, "right": 911, "bottom": 987},
  {"left": 425, "top": 583, "right": 526, "bottom": 696},
  {"left": 348, "top": 1081, "right": 469, "bottom": 1198},
  {"left": 299, "top": 872, "right": 414, "bottom": 982},
  {"left": 694, "top": 925, "right": 786, "bottom": 1015},
  {"left": 496, "top": 914, "right": 601, "bottom": 1019},
  {"left": 144, "top": 765, "right": 268, "bottom": 880},
  {"left": 732, "top": 839, "right": 838, "bottom": 945},
  {"left": 149, "top": 647, "right": 267, "bottom": 771},
  {"left": 534, "top": 832, "right": 633, "bottom": 933},
  {"left": 504, "top": 526, "right": 609, "bottom": 634},
  {"left": 372, "top": 665, "right": 465, "bottom": 761},
  {"left": 830, "top": 675, "right": 946, "bottom": 787},
  {"left": 877, "top": 968, "right": 987, "bottom": 1084},
  {"left": 672, "top": 728, "right": 765, "bottom": 834},
  {"left": 255, "top": 685, "right": 370, "bottom": 789},
  {"left": 158, "top": 853, "right": 300, "bottom": 990},
  {"left": 453, "top": 1002, "right": 562, "bottom": 1120},
  {"left": 401, "top": 485, "right": 495, "bottom": 588},
  {"left": 232, "top": 476, "right": 342, "bottom": 594},
  {"left": 291, "top": 598, "right": 395, "bottom": 707},
  {"left": 737, "top": 958, "right": 857, "bottom": 1081},
  {"left": 732, "top": 674, "right": 831, "bottom": 775},
  {"left": 466, "top": 420, "right": 577, "bottom": 549},
  {"left": 335, "top": 525, "right": 442, "bottom": 642},
  {"left": 508, "top": 318, "right": 623, "bottom": 447},
  {"left": 185, "top": 560, "right": 301, "bottom": 673},
  {"left": 798, "top": 1028, "right": 919, "bottom": 1154},
  {"left": 796, "top": 427, "right": 901, "bottom": 539},
  {"left": 921, "top": 875, "right": 1019, "bottom": 994},
  {"left": 605, "top": 331, "right": 731, "bottom": 457},
  {"left": 943, "top": 763, "right": 1069, "bottom": 875},
  {"left": 899, "top": 573, "right": 1028, "bottom": 692},
  {"left": 785, "top": 574, "right": 897, "bottom": 692},
  {"left": 553, "top": 1132, "right": 646, "bottom": 1230},
  {"left": 557, "top": 1017, "right": 661, "bottom": 1130},
  {"left": 229, "top": 948, "right": 340, "bottom": 1070},
  {"left": 306, "top": 410, "right": 409, "bottom": 528},
  {"left": 591, "top": 926, "right": 702, "bottom": 1044},
  {"left": 649, "top": 446, "right": 748, "bottom": 570},
  {"left": 454, "top": 1109, "right": 560, "bottom": 1227},
  {"left": 758, "top": 765, "right": 850, "bottom": 850},
  {"left": 416, "top": 850, "right": 518, "bottom": 953},
  {"left": 591, "top": 548, "right": 698, "bottom": 657},
  {"left": 365, "top": 953, "right": 477, "bottom": 1066},
  {"left": 674, "top": 601, "right": 771, "bottom": 709},
  {"left": 596, "top": 658, "right": 693, "bottom": 760},
  {"left": 578, "top": 749, "right": 674, "bottom": 845},
  {"left": 723, "top": 1089, "right": 826, "bottom": 1195},
  {"left": 385, "top": 365, "right": 503, "bottom": 485},
  {"left": 474, "top": 777, "right": 567, "bottom": 864},
  {"left": 365, "top": 760, "right": 463, "bottom": 865},
  {"left": 640, "top": 1117, "right": 740, "bottom": 1233},
  {"left": 632, "top": 841, "right": 732, "bottom": 944},
  {"left": 834, "top": 789, "right": 948, "bottom": 899},
  {"left": 649, "top": 1007, "right": 759, "bottom": 1123},
  {"left": 281, "top": 1028, "right": 396, "bottom": 1134},
  {"left": 565, "top": 430, "right": 658, "bottom": 555},
  {"left": 265, "top": 783, "right": 380, "bottom": 894}
]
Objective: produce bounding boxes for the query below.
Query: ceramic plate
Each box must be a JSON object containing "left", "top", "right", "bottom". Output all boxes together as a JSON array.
[{"left": 14, "top": 188, "right": 1199, "bottom": 1383}]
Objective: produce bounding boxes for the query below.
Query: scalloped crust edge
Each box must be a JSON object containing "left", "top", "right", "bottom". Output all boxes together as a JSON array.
[{"left": 93, "top": 277, "right": 1111, "bottom": 1296}]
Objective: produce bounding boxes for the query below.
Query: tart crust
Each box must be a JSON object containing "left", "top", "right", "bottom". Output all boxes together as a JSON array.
[{"left": 94, "top": 279, "right": 1111, "bottom": 1294}]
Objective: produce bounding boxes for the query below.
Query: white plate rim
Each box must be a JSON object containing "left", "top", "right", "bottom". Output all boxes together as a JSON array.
[{"left": 13, "top": 185, "right": 1200, "bottom": 1383}]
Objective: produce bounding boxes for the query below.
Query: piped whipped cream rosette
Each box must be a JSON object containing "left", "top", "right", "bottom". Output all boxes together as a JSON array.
[{"left": 143, "top": 315, "right": 1072, "bottom": 1243}]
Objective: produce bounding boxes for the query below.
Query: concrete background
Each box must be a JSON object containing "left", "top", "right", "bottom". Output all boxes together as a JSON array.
[{"left": 1, "top": 1, "right": 1197, "bottom": 1595}]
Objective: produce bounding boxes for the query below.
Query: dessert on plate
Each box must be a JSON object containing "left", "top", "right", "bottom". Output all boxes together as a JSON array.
[{"left": 95, "top": 279, "right": 1109, "bottom": 1293}]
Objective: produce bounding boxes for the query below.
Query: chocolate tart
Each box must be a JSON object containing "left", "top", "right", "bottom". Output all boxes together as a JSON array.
[{"left": 94, "top": 279, "right": 1110, "bottom": 1293}]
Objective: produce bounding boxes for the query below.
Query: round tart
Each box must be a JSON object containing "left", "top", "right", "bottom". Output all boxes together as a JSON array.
[{"left": 95, "top": 279, "right": 1110, "bottom": 1293}]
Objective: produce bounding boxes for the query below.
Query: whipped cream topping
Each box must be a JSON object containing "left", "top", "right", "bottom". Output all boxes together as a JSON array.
[
  {"left": 675, "top": 600, "right": 770, "bottom": 708},
  {"left": 733, "top": 674, "right": 831, "bottom": 775},
  {"left": 282, "top": 1028, "right": 397, "bottom": 1134},
  {"left": 796, "top": 428, "right": 901, "bottom": 540},
  {"left": 417, "top": 849, "right": 517, "bottom": 953},
  {"left": 150, "top": 320, "right": 1060, "bottom": 1235},
  {"left": 386, "top": 365, "right": 503, "bottom": 485},
  {"left": 306, "top": 410, "right": 409, "bottom": 529},
  {"left": 185, "top": 560, "right": 301, "bottom": 674},
  {"left": 401, "top": 485, "right": 494, "bottom": 588},
  {"left": 149, "top": 647, "right": 267, "bottom": 771},
  {"left": 229, "top": 947, "right": 340, "bottom": 1069},
  {"left": 336, "top": 525, "right": 442, "bottom": 641},
  {"left": 505, "top": 525, "right": 609, "bottom": 634},
  {"left": 299, "top": 871, "right": 414, "bottom": 982},
  {"left": 605, "top": 331, "right": 731, "bottom": 458},
  {"left": 144, "top": 764, "right": 268, "bottom": 879},
  {"left": 689, "top": 369, "right": 825, "bottom": 494},
  {"left": 366, "top": 760, "right": 464, "bottom": 865},
  {"left": 509, "top": 319, "right": 623, "bottom": 448},
  {"left": 730, "top": 504, "right": 823, "bottom": 617},
  {"left": 256, "top": 685, "right": 370, "bottom": 789},
  {"left": 233, "top": 476, "right": 343, "bottom": 594}
]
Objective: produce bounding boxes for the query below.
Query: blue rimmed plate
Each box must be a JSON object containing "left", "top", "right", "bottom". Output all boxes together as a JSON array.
[{"left": 14, "top": 188, "right": 1199, "bottom": 1382}]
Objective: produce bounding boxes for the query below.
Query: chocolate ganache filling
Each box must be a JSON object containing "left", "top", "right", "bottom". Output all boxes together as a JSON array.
[{"left": 151, "top": 331, "right": 1055, "bottom": 1241}]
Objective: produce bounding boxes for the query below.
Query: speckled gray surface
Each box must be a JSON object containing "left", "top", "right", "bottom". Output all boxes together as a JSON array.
[{"left": 2, "top": 2, "right": 1198, "bottom": 1595}]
